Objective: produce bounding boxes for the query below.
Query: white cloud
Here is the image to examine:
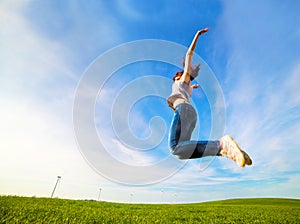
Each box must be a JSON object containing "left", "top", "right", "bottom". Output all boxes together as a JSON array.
[
  {"left": 0, "top": 1, "right": 112, "bottom": 199},
  {"left": 0, "top": 2, "right": 76, "bottom": 86},
  {"left": 284, "top": 63, "right": 300, "bottom": 106},
  {"left": 205, "top": 1, "right": 300, "bottom": 200},
  {"left": 224, "top": 61, "right": 300, "bottom": 172},
  {"left": 103, "top": 136, "right": 159, "bottom": 166},
  {"left": 116, "top": 0, "right": 143, "bottom": 20}
]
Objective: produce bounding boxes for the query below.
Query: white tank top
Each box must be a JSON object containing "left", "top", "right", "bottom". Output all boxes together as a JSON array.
[{"left": 167, "top": 80, "right": 191, "bottom": 109}]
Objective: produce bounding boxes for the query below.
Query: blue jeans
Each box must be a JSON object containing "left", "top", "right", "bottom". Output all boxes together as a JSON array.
[{"left": 168, "top": 103, "right": 220, "bottom": 159}]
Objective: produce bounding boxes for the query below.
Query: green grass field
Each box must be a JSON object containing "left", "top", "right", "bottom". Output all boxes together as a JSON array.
[{"left": 0, "top": 196, "right": 299, "bottom": 223}]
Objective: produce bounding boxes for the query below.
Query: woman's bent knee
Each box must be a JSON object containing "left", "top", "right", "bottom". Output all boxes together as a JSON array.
[{"left": 170, "top": 147, "right": 190, "bottom": 160}]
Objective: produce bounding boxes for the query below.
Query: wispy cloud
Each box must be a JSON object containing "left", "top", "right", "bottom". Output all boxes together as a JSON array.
[
  {"left": 210, "top": 1, "right": 300, "bottom": 198},
  {"left": 0, "top": 1, "right": 118, "bottom": 198}
]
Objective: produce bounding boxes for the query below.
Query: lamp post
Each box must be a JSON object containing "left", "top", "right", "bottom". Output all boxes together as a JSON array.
[
  {"left": 173, "top": 193, "right": 177, "bottom": 204},
  {"left": 130, "top": 193, "right": 134, "bottom": 203},
  {"left": 51, "top": 176, "right": 61, "bottom": 198},
  {"left": 98, "top": 188, "right": 102, "bottom": 201},
  {"left": 161, "top": 189, "right": 164, "bottom": 203}
]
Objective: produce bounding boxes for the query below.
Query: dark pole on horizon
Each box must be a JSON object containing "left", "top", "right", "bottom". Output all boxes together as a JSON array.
[
  {"left": 98, "top": 188, "right": 102, "bottom": 201},
  {"left": 130, "top": 193, "right": 134, "bottom": 203},
  {"left": 51, "top": 176, "right": 61, "bottom": 198},
  {"left": 173, "top": 193, "right": 177, "bottom": 204},
  {"left": 161, "top": 189, "right": 164, "bottom": 203}
]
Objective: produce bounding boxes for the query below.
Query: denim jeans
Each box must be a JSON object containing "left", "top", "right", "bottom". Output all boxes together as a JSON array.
[{"left": 168, "top": 103, "right": 220, "bottom": 159}]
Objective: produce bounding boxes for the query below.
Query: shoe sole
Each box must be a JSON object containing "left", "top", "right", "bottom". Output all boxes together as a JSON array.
[
  {"left": 227, "top": 136, "right": 246, "bottom": 167},
  {"left": 230, "top": 136, "right": 252, "bottom": 167},
  {"left": 241, "top": 150, "right": 252, "bottom": 166},
  {"left": 220, "top": 135, "right": 253, "bottom": 167}
]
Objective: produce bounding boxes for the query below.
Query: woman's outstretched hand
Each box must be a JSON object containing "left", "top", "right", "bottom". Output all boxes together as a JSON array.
[
  {"left": 199, "top": 27, "right": 209, "bottom": 35},
  {"left": 191, "top": 84, "right": 199, "bottom": 89}
]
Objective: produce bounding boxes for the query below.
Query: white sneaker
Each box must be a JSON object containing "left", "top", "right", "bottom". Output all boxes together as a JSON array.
[{"left": 219, "top": 135, "right": 252, "bottom": 167}]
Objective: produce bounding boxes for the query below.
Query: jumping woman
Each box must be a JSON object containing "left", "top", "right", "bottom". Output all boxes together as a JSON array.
[{"left": 167, "top": 28, "right": 252, "bottom": 167}]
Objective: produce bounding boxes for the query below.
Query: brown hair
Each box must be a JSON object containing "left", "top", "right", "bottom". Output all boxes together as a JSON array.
[
  {"left": 173, "top": 71, "right": 183, "bottom": 81},
  {"left": 176, "top": 57, "right": 200, "bottom": 81}
]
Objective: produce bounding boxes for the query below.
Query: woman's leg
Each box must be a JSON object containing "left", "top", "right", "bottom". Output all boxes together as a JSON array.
[
  {"left": 168, "top": 104, "right": 252, "bottom": 166},
  {"left": 169, "top": 103, "right": 221, "bottom": 159},
  {"left": 172, "top": 140, "right": 220, "bottom": 159},
  {"left": 168, "top": 106, "right": 181, "bottom": 150},
  {"left": 168, "top": 103, "right": 196, "bottom": 150}
]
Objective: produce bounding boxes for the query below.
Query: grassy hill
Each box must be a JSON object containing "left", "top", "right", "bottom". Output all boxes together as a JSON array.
[{"left": 0, "top": 196, "right": 299, "bottom": 223}]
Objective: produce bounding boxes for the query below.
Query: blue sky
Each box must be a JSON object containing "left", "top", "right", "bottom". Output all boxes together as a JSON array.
[{"left": 0, "top": 0, "right": 299, "bottom": 203}]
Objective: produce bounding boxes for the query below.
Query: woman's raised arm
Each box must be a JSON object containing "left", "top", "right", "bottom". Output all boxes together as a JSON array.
[{"left": 182, "top": 28, "right": 208, "bottom": 83}]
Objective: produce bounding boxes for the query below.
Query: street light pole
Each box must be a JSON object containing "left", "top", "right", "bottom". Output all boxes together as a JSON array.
[
  {"left": 130, "top": 193, "right": 134, "bottom": 203},
  {"left": 161, "top": 189, "right": 164, "bottom": 203},
  {"left": 174, "top": 193, "right": 177, "bottom": 204},
  {"left": 51, "top": 176, "right": 61, "bottom": 198},
  {"left": 98, "top": 188, "right": 102, "bottom": 201}
]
